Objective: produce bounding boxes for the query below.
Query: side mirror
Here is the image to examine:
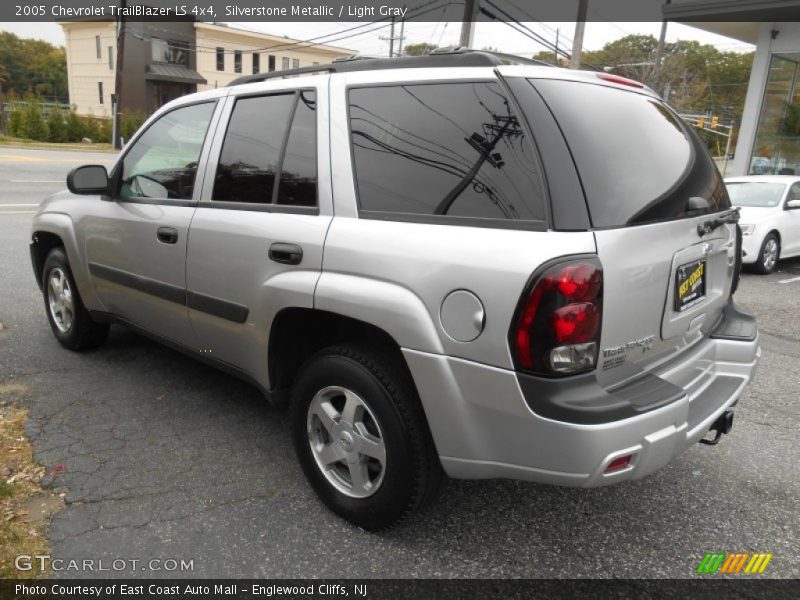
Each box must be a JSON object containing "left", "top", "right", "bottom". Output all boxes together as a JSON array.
[
  {"left": 67, "top": 165, "right": 109, "bottom": 195},
  {"left": 786, "top": 199, "right": 800, "bottom": 209}
]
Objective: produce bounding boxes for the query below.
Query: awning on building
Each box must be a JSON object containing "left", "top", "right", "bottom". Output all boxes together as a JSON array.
[{"left": 145, "top": 63, "right": 206, "bottom": 85}]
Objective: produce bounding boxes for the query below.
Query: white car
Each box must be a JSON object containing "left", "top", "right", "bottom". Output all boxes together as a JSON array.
[{"left": 725, "top": 175, "right": 800, "bottom": 274}]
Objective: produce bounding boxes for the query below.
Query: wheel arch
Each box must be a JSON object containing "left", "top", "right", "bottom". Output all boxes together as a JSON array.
[
  {"left": 268, "top": 308, "right": 417, "bottom": 404},
  {"left": 31, "top": 214, "right": 101, "bottom": 310}
]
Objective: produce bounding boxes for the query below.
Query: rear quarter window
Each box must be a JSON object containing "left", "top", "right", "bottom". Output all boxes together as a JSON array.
[
  {"left": 532, "top": 79, "right": 729, "bottom": 228},
  {"left": 348, "top": 81, "right": 547, "bottom": 227}
]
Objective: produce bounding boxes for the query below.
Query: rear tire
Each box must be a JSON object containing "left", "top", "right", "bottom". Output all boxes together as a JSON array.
[
  {"left": 42, "top": 247, "right": 109, "bottom": 350},
  {"left": 290, "top": 343, "right": 442, "bottom": 530},
  {"left": 753, "top": 233, "right": 779, "bottom": 275}
]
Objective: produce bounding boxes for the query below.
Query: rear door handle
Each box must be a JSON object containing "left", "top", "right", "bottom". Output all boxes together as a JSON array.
[
  {"left": 157, "top": 226, "right": 179, "bottom": 244},
  {"left": 269, "top": 242, "right": 303, "bottom": 265}
]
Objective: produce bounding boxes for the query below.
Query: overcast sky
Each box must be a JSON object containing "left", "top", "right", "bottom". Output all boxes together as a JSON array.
[{"left": 0, "top": 20, "right": 754, "bottom": 57}]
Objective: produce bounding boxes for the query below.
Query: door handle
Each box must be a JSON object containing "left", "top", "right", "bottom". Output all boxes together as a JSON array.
[
  {"left": 157, "top": 226, "right": 179, "bottom": 244},
  {"left": 269, "top": 242, "right": 303, "bottom": 265}
]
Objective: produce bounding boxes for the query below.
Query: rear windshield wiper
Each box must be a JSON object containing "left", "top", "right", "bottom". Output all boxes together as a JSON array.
[{"left": 697, "top": 207, "right": 740, "bottom": 237}]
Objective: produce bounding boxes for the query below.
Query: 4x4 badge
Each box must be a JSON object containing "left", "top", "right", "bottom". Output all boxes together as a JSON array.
[{"left": 601, "top": 335, "right": 656, "bottom": 370}]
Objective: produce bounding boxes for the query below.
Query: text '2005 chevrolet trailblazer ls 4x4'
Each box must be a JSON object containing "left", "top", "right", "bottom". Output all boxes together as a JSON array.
[{"left": 30, "top": 50, "right": 760, "bottom": 529}]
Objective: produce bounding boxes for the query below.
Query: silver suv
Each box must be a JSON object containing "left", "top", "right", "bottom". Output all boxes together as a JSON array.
[{"left": 30, "top": 50, "right": 760, "bottom": 529}]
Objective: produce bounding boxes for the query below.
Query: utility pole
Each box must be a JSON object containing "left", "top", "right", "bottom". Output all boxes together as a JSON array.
[
  {"left": 112, "top": 0, "right": 126, "bottom": 149},
  {"left": 459, "top": 0, "right": 479, "bottom": 48},
  {"left": 398, "top": 13, "right": 406, "bottom": 56},
  {"left": 571, "top": 0, "right": 588, "bottom": 69},
  {"left": 379, "top": 16, "right": 406, "bottom": 57},
  {"left": 389, "top": 17, "right": 395, "bottom": 57},
  {"left": 554, "top": 29, "right": 560, "bottom": 65}
]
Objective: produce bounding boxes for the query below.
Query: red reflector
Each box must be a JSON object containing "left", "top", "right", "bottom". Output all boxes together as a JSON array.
[
  {"left": 605, "top": 455, "right": 633, "bottom": 473},
  {"left": 597, "top": 72, "right": 645, "bottom": 88},
  {"left": 552, "top": 303, "right": 599, "bottom": 344}
]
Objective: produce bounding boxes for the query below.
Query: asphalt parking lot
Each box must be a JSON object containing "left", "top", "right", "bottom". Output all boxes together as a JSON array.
[{"left": 0, "top": 147, "right": 798, "bottom": 579}]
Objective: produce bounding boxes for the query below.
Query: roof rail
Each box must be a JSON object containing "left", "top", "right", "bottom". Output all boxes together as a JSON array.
[{"left": 227, "top": 49, "right": 553, "bottom": 87}]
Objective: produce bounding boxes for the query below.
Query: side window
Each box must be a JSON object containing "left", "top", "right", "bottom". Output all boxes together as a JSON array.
[
  {"left": 348, "top": 82, "right": 546, "bottom": 223},
  {"left": 119, "top": 102, "right": 215, "bottom": 201},
  {"left": 276, "top": 91, "right": 317, "bottom": 206},
  {"left": 789, "top": 183, "right": 800, "bottom": 202},
  {"left": 213, "top": 90, "right": 317, "bottom": 207}
]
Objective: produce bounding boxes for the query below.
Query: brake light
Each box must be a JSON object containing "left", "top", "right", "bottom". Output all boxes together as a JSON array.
[
  {"left": 596, "top": 72, "right": 645, "bottom": 88},
  {"left": 511, "top": 258, "right": 603, "bottom": 376}
]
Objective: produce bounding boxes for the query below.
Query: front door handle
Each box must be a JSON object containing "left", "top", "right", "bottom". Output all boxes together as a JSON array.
[
  {"left": 157, "top": 226, "right": 179, "bottom": 244},
  {"left": 269, "top": 242, "right": 303, "bottom": 265}
]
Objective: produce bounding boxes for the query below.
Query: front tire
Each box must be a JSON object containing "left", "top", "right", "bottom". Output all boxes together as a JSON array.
[
  {"left": 290, "top": 344, "right": 442, "bottom": 530},
  {"left": 753, "top": 233, "right": 780, "bottom": 274},
  {"left": 42, "top": 247, "right": 109, "bottom": 350}
]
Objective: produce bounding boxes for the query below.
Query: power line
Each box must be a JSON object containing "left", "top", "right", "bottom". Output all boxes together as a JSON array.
[{"left": 127, "top": 0, "right": 450, "bottom": 56}]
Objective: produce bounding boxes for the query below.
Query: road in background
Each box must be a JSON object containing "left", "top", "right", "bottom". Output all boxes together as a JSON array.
[
  {"left": 0, "top": 147, "right": 797, "bottom": 579},
  {"left": 0, "top": 147, "right": 116, "bottom": 214}
]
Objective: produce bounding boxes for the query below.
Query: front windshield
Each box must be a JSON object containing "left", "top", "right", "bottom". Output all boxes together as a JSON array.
[{"left": 725, "top": 182, "right": 786, "bottom": 207}]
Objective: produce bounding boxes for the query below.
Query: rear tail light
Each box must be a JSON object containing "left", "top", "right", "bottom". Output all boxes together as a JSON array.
[{"left": 511, "top": 258, "right": 603, "bottom": 376}]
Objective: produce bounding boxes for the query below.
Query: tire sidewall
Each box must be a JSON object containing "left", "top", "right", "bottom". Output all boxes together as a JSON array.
[
  {"left": 42, "top": 248, "right": 84, "bottom": 347},
  {"left": 757, "top": 234, "right": 779, "bottom": 274},
  {"left": 291, "top": 352, "right": 418, "bottom": 529}
]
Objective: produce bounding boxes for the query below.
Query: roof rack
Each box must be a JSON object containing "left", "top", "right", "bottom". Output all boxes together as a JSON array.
[{"left": 227, "top": 48, "right": 553, "bottom": 87}]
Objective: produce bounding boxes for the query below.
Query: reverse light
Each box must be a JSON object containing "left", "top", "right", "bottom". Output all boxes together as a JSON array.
[{"left": 511, "top": 258, "right": 603, "bottom": 376}]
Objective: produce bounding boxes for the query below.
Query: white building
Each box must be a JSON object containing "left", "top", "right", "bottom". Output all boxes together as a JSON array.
[{"left": 61, "top": 20, "right": 354, "bottom": 117}]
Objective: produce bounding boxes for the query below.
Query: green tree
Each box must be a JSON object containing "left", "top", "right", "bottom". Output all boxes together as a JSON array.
[
  {"left": 0, "top": 31, "right": 68, "bottom": 101},
  {"left": 532, "top": 50, "right": 566, "bottom": 67},
  {"left": 46, "top": 110, "right": 67, "bottom": 142},
  {"left": 65, "top": 110, "right": 84, "bottom": 142},
  {"left": 121, "top": 110, "right": 148, "bottom": 141},
  {"left": 7, "top": 108, "right": 23, "bottom": 137},
  {"left": 19, "top": 98, "right": 47, "bottom": 141},
  {"left": 404, "top": 43, "right": 438, "bottom": 56}
]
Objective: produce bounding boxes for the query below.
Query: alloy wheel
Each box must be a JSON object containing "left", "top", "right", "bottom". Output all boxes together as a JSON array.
[{"left": 306, "top": 385, "right": 387, "bottom": 498}]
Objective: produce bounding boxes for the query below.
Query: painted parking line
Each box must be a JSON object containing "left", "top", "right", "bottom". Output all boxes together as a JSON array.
[
  {"left": 0, "top": 211, "right": 36, "bottom": 215},
  {"left": 0, "top": 203, "right": 40, "bottom": 208},
  {"left": 778, "top": 276, "right": 800, "bottom": 284}
]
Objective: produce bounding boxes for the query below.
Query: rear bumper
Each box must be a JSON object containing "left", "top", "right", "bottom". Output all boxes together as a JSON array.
[{"left": 405, "top": 306, "right": 760, "bottom": 487}]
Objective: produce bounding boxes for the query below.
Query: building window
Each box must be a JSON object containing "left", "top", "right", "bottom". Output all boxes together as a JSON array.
[
  {"left": 282, "top": 57, "right": 290, "bottom": 70},
  {"left": 152, "top": 38, "right": 189, "bottom": 66},
  {"left": 95, "top": 35, "right": 101, "bottom": 59},
  {"left": 252, "top": 53, "right": 260, "bottom": 74},
  {"left": 234, "top": 50, "right": 242, "bottom": 73},
  {"left": 216, "top": 47, "right": 224, "bottom": 71},
  {"left": 268, "top": 55, "right": 275, "bottom": 72},
  {"left": 312, "top": 62, "right": 319, "bottom": 67},
  {"left": 750, "top": 53, "right": 800, "bottom": 175},
  {"left": 108, "top": 46, "right": 114, "bottom": 70},
  {"left": 98, "top": 82, "right": 104, "bottom": 105},
  {"left": 292, "top": 59, "right": 300, "bottom": 69}
]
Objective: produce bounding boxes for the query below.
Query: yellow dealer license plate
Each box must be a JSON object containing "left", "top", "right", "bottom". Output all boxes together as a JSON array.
[{"left": 675, "top": 259, "right": 706, "bottom": 311}]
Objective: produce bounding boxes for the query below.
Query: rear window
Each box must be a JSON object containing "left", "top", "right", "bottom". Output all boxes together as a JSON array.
[
  {"left": 533, "top": 79, "right": 729, "bottom": 227},
  {"left": 348, "top": 82, "right": 546, "bottom": 225}
]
